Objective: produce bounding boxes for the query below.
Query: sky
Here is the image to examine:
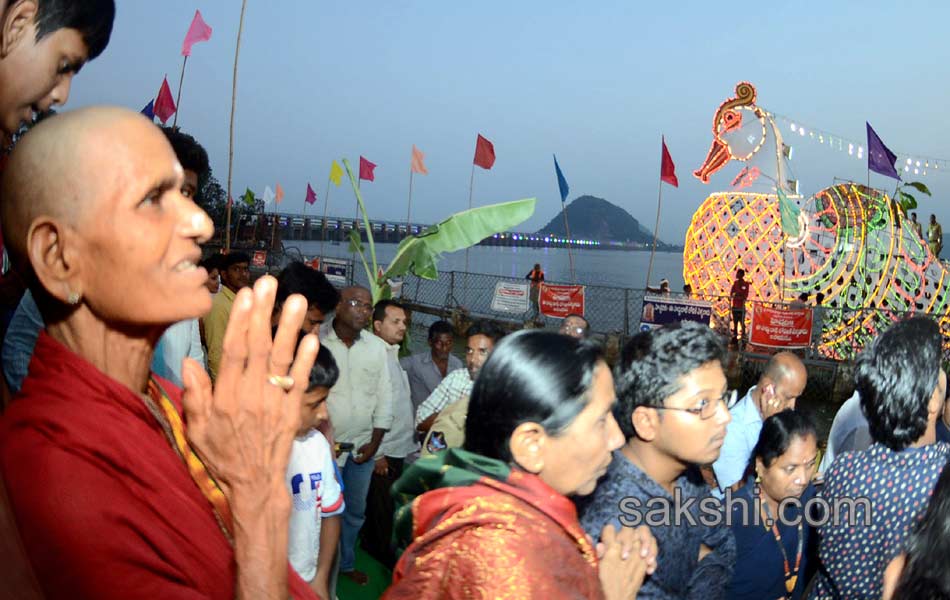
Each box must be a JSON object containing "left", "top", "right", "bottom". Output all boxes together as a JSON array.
[{"left": 67, "top": 0, "right": 950, "bottom": 244}]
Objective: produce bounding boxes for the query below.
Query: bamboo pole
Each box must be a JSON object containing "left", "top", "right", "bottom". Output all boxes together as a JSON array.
[{"left": 224, "top": 0, "right": 249, "bottom": 253}]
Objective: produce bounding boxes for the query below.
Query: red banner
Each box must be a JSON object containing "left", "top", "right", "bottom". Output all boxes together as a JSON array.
[
  {"left": 539, "top": 283, "right": 585, "bottom": 318},
  {"left": 749, "top": 305, "right": 813, "bottom": 348},
  {"left": 251, "top": 250, "right": 267, "bottom": 267}
]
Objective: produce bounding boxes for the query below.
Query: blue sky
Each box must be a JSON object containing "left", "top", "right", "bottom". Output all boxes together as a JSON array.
[{"left": 68, "top": 0, "right": 950, "bottom": 243}]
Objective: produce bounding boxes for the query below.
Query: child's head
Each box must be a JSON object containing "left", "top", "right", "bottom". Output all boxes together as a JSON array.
[
  {"left": 298, "top": 345, "right": 339, "bottom": 435},
  {"left": 0, "top": 0, "right": 115, "bottom": 139}
]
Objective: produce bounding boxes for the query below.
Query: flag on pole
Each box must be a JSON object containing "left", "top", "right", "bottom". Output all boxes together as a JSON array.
[
  {"left": 329, "top": 160, "right": 343, "bottom": 186},
  {"left": 359, "top": 156, "right": 376, "bottom": 181},
  {"left": 242, "top": 188, "right": 255, "bottom": 206},
  {"left": 866, "top": 122, "right": 901, "bottom": 180},
  {"left": 141, "top": 99, "right": 155, "bottom": 120},
  {"left": 263, "top": 186, "right": 275, "bottom": 205},
  {"left": 305, "top": 183, "right": 317, "bottom": 205},
  {"left": 553, "top": 154, "right": 570, "bottom": 203},
  {"left": 181, "top": 10, "right": 212, "bottom": 56},
  {"left": 474, "top": 134, "right": 495, "bottom": 169},
  {"left": 153, "top": 77, "right": 177, "bottom": 124},
  {"left": 275, "top": 183, "right": 284, "bottom": 204},
  {"left": 660, "top": 137, "right": 678, "bottom": 187},
  {"left": 777, "top": 188, "right": 802, "bottom": 237},
  {"left": 411, "top": 145, "right": 428, "bottom": 175}
]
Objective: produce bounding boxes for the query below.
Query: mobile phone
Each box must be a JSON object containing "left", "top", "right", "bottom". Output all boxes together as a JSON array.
[{"left": 336, "top": 442, "right": 354, "bottom": 453}]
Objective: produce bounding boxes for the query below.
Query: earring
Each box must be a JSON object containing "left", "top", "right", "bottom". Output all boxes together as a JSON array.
[
  {"left": 755, "top": 473, "right": 762, "bottom": 484},
  {"left": 66, "top": 291, "right": 81, "bottom": 305}
]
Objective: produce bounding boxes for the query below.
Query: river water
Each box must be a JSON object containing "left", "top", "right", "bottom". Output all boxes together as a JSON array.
[{"left": 285, "top": 240, "right": 686, "bottom": 289}]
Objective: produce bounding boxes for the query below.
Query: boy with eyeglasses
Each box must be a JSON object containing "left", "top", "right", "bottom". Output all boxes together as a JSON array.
[{"left": 578, "top": 321, "right": 736, "bottom": 600}]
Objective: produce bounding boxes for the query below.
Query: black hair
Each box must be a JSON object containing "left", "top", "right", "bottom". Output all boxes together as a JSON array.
[
  {"left": 615, "top": 321, "right": 726, "bottom": 439},
  {"left": 464, "top": 330, "right": 605, "bottom": 463},
  {"left": 466, "top": 320, "right": 505, "bottom": 343},
  {"left": 857, "top": 316, "right": 943, "bottom": 451},
  {"left": 198, "top": 253, "right": 223, "bottom": 272},
  {"left": 34, "top": 0, "right": 115, "bottom": 60},
  {"left": 373, "top": 299, "right": 405, "bottom": 325},
  {"left": 306, "top": 345, "right": 339, "bottom": 391},
  {"left": 750, "top": 410, "right": 816, "bottom": 470},
  {"left": 892, "top": 460, "right": 950, "bottom": 598},
  {"left": 427, "top": 320, "right": 454, "bottom": 341},
  {"left": 161, "top": 126, "right": 210, "bottom": 179},
  {"left": 275, "top": 261, "right": 340, "bottom": 314},
  {"left": 221, "top": 251, "right": 250, "bottom": 269},
  {"left": 737, "top": 269, "right": 746, "bottom": 278}
]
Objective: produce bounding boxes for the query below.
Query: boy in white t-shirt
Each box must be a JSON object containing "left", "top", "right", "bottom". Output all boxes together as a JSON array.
[{"left": 286, "top": 345, "right": 345, "bottom": 600}]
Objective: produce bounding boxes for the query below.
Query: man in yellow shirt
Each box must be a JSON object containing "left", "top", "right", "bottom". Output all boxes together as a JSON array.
[{"left": 202, "top": 252, "right": 250, "bottom": 380}]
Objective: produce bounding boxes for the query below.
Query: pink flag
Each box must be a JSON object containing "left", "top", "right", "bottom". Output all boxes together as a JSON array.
[
  {"left": 359, "top": 156, "right": 376, "bottom": 182},
  {"left": 411, "top": 145, "right": 428, "bottom": 175},
  {"left": 305, "top": 183, "right": 317, "bottom": 205},
  {"left": 275, "top": 183, "right": 284, "bottom": 204},
  {"left": 153, "top": 77, "right": 177, "bottom": 124},
  {"left": 181, "top": 10, "right": 212, "bottom": 56}
]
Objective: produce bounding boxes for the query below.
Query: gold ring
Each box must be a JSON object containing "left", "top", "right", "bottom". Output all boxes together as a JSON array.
[{"left": 267, "top": 374, "right": 295, "bottom": 390}]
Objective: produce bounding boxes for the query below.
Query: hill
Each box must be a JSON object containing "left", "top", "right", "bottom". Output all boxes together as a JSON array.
[{"left": 535, "top": 195, "right": 673, "bottom": 248}]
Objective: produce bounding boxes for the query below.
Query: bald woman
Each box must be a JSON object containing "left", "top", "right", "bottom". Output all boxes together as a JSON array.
[{"left": 0, "top": 107, "right": 320, "bottom": 599}]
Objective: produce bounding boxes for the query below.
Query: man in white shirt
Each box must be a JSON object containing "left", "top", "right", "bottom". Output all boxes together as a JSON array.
[
  {"left": 318, "top": 286, "right": 392, "bottom": 585},
  {"left": 362, "top": 299, "right": 415, "bottom": 568},
  {"left": 415, "top": 321, "right": 504, "bottom": 433}
]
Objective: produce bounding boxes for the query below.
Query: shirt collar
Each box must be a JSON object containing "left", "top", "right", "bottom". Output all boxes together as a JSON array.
[{"left": 321, "top": 315, "right": 362, "bottom": 343}]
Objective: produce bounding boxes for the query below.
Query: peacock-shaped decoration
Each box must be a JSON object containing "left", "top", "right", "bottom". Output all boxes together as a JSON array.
[{"left": 684, "top": 82, "right": 950, "bottom": 359}]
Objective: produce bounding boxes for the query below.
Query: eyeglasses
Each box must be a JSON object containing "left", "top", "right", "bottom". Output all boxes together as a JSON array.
[
  {"left": 655, "top": 389, "right": 738, "bottom": 420},
  {"left": 345, "top": 298, "right": 373, "bottom": 311}
]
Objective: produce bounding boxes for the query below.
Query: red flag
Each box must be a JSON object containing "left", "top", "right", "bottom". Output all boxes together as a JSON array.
[
  {"left": 359, "top": 156, "right": 376, "bottom": 181},
  {"left": 153, "top": 77, "right": 177, "bottom": 124},
  {"left": 473, "top": 134, "right": 495, "bottom": 170},
  {"left": 660, "top": 136, "right": 678, "bottom": 187},
  {"left": 181, "top": 10, "right": 212, "bottom": 56},
  {"left": 305, "top": 183, "right": 317, "bottom": 205}
]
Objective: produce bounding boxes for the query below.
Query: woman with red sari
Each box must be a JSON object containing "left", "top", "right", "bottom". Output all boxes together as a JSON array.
[{"left": 385, "top": 330, "right": 658, "bottom": 599}]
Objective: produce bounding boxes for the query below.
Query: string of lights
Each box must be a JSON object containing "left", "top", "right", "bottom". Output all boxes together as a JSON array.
[{"left": 763, "top": 108, "right": 949, "bottom": 177}]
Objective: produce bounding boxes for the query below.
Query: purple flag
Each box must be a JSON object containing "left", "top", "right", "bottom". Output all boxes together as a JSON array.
[{"left": 866, "top": 122, "right": 901, "bottom": 180}]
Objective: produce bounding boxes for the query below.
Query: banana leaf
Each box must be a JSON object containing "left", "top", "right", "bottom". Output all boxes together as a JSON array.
[
  {"left": 905, "top": 181, "right": 932, "bottom": 196},
  {"left": 341, "top": 154, "right": 536, "bottom": 303},
  {"left": 384, "top": 198, "right": 537, "bottom": 283}
]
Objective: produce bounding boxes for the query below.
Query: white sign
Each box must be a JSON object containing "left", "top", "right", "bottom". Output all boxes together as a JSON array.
[
  {"left": 321, "top": 258, "right": 349, "bottom": 286},
  {"left": 491, "top": 281, "right": 530, "bottom": 313}
]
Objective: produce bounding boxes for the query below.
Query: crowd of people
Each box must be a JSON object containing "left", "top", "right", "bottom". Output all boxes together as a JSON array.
[{"left": 4, "top": 2, "right": 950, "bottom": 600}]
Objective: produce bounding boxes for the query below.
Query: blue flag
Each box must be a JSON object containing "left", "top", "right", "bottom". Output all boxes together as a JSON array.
[
  {"left": 141, "top": 99, "right": 155, "bottom": 120},
  {"left": 553, "top": 154, "right": 569, "bottom": 203},
  {"left": 866, "top": 122, "right": 901, "bottom": 180}
]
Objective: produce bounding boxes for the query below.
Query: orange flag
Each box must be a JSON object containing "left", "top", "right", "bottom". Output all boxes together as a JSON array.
[
  {"left": 411, "top": 145, "right": 428, "bottom": 175},
  {"left": 275, "top": 183, "right": 284, "bottom": 203}
]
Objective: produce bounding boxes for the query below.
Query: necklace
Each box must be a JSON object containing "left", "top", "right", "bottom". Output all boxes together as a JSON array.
[{"left": 758, "top": 487, "right": 803, "bottom": 596}]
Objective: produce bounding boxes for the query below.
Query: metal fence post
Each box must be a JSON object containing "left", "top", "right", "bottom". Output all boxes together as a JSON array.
[
  {"left": 447, "top": 272, "right": 455, "bottom": 309},
  {"left": 624, "top": 288, "right": 630, "bottom": 337}
]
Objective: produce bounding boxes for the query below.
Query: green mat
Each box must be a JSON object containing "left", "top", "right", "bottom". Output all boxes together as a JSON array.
[{"left": 336, "top": 543, "right": 392, "bottom": 600}]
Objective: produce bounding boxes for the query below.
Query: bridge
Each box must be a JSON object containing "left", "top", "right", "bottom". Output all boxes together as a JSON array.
[{"left": 222, "top": 211, "right": 614, "bottom": 250}]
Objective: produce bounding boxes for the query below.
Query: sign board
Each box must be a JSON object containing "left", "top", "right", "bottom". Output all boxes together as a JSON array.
[
  {"left": 491, "top": 281, "right": 530, "bottom": 313},
  {"left": 306, "top": 257, "right": 320, "bottom": 270},
  {"left": 639, "top": 295, "right": 713, "bottom": 331},
  {"left": 321, "top": 258, "right": 349, "bottom": 286},
  {"left": 251, "top": 250, "right": 267, "bottom": 267},
  {"left": 749, "top": 306, "right": 813, "bottom": 348},
  {"left": 539, "top": 283, "right": 585, "bottom": 319}
]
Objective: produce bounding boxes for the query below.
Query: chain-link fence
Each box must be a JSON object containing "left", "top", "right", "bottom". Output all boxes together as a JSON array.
[{"left": 253, "top": 254, "right": 942, "bottom": 365}]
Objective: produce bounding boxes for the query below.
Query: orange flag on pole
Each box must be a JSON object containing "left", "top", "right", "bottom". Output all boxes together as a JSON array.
[
  {"left": 275, "top": 183, "right": 284, "bottom": 203},
  {"left": 411, "top": 145, "right": 428, "bottom": 175}
]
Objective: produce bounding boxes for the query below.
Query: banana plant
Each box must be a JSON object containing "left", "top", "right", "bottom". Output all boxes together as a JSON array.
[
  {"left": 341, "top": 158, "right": 536, "bottom": 303},
  {"left": 894, "top": 181, "right": 931, "bottom": 214}
]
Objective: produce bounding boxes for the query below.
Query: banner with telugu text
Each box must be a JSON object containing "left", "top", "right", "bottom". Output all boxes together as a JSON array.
[
  {"left": 749, "top": 305, "right": 813, "bottom": 348},
  {"left": 639, "top": 295, "right": 712, "bottom": 331},
  {"left": 539, "top": 283, "right": 585, "bottom": 318}
]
